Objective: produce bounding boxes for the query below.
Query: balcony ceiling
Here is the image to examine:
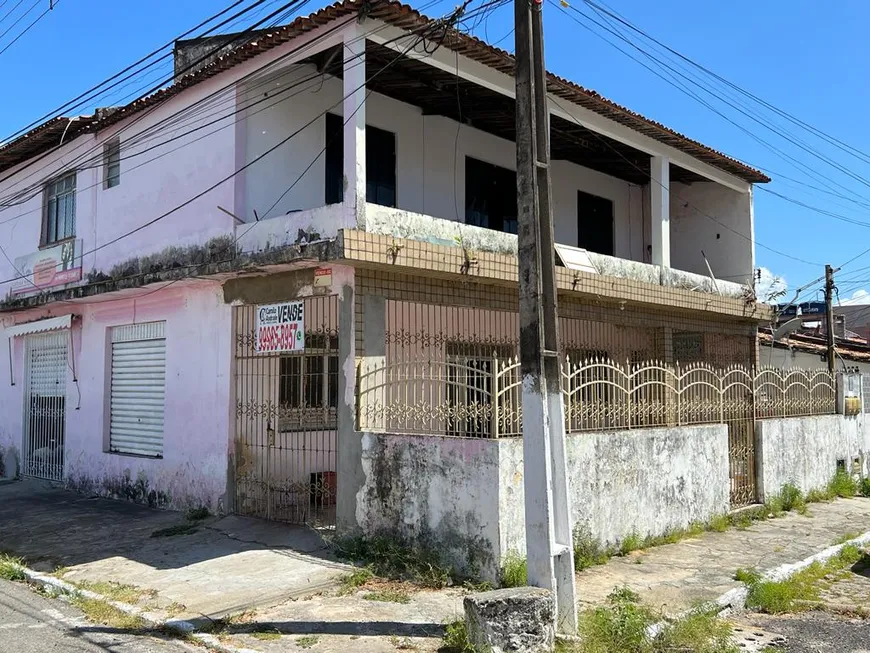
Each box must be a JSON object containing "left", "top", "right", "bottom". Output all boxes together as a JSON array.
[{"left": 308, "top": 42, "right": 707, "bottom": 186}]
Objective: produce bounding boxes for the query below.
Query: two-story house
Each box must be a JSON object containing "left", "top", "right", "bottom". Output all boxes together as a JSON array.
[{"left": 0, "top": 0, "right": 771, "bottom": 529}]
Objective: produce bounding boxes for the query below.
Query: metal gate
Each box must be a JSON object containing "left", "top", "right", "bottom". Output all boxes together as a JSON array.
[
  {"left": 233, "top": 296, "right": 339, "bottom": 527},
  {"left": 22, "top": 331, "right": 67, "bottom": 481}
]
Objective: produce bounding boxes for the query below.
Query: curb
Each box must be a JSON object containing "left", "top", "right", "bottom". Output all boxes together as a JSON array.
[
  {"left": 14, "top": 566, "right": 255, "bottom": 653},
  {"left": 713, "top": 530, "right": 870, "bottom": 614}
]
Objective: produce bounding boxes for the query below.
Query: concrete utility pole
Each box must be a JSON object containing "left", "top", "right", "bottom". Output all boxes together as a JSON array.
[
  {"left": 825, "top": 264, "right": 835, "bottom": 374},
  {"left": 514, "top": 0, "right": 578, "bottom": 634}
]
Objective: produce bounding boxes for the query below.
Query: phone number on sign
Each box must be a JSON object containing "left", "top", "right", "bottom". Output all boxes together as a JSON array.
[{"left": 257, "top": 323, "right": 303, "bottom": 352}]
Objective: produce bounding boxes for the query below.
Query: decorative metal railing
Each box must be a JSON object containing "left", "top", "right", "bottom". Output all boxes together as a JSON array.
[{"left": 356, "top": 356, "right": 836, "bottom": 437}]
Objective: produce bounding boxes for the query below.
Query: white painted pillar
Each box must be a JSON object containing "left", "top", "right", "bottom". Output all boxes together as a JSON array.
[
  {"left": 343, "top": 32, "right": 366, "bottom": 229},
  {"left": 650, "top": 155, "right": 670, "bottom": 268}
]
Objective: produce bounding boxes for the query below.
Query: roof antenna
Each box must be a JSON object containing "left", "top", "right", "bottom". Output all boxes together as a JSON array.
[{"left": 701, "top": 250, "right": 721, "bottom": 295}]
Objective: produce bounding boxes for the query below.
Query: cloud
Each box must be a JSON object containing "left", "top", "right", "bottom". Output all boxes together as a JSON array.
[
  {"left": 755, "top": 267, "right": 787, "bottom": 304},
  {"left": 839, "top": 289, "right": 870, "bottom": 306}
]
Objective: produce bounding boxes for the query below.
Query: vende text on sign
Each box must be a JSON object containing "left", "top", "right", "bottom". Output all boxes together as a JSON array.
[{"left": 255, "top": 301, "right": 305, "bottom": 352}]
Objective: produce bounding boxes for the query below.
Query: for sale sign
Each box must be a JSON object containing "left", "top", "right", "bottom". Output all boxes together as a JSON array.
[{"left": 255, "top": 301, "right": 305, "bottom": 352}]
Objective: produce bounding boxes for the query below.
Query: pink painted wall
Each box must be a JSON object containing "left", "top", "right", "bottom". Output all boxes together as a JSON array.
[{"left": 0, "top": 281, "right": 232, "bottom": 509}]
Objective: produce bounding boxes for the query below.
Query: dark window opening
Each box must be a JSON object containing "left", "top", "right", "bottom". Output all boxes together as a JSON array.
[
  {"left": 577, "top": 190, "right": 614, "bottom": 256},
  {"left": 324, "top": 113, "right": 396, "bottom": 207},
  {"left": 465, "top": 157, "right": 517, "bottom": 235}
]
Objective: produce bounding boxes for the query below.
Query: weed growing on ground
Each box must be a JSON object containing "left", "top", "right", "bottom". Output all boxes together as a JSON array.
[
  {"left": 806, "top": 487, "right": 834, "bottom": 503},
  {"left": 337, "top": 567, "right": 374, "bottom": 595},
  {"left": 334, "top": 537, "right": 453, "bottom": 588},
  {"left": 364, "top": 589, "right": 411, "bottom": 604},
  {"left": 618, "top": 532, "right": 644, "bottom": 556},
  {"left": 251, "top": 630, "right": 281, "bottom": 641},
  {"left": 500, "top": 552, "right": 527, "bottom": 588},
  {"left": 860, "top": 477, "right": 870, "bottom": 498},
  {"left": 73, "top": 580, "right": 156, "bottom": 605},
  {"left": 834, "top": 532, "right": 861, "bottom": 545},
  {"left": 707, "top": 514, "right": 730, "bottom": 532},
  {"left": 779, "top": 483, "right": 806, "bottom": 513},
  {"left": 571, "top": 587, "right": 738, "bottom": 653},
  {"left": 441, "top": 620, "right": 473, "bottom": 652},
  {"left": 573, "top": 526, "right": 614, "bottom": 571},
  {"left": 70, "top": 594, "right": 145, "bottom": 630},
  {"left": 150, "top": 523, "right": 198, "bottom": 538},
  {"left": 0, "top": 554, "right": 26, "bottom": 582},
  {"left": 742, "top": 544, "right": 864, "bottom": 614},
  {"left": 828, "top": 469, "right": 858, "bottom": 498},
  {"left": 185, "top": 507, "right": 210, "bottom": 521},
  {"left": 734, "top": 568, "right": 761, "bottom": 584},
  {"left": 296, "top": 635, "right": 320, "bottom": 649}
]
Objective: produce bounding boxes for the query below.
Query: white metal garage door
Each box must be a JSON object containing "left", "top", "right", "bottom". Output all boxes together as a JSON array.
[
  {"left": 23, "top": 331, "right": 67, "bottom": 481},
  {"left": 110, "top": 321, "right": 166, "bottom": 457}
]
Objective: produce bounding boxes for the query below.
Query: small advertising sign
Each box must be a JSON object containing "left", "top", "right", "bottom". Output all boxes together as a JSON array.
[
  {"left": 11, "top": 239, "right": 83, "bottom": 295},
  {"left": 313, "top": 267, "right": 332, "bottom": 287},
  {"left": 255, "top": 301, "right": 305, "bottom": 353}
]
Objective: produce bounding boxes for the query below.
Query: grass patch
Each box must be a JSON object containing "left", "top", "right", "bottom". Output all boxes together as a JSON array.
[
  {"left": 572, "top": 587, "right": 737, "bottom": 653},
  {"left": 779, "top": 483, "right": 806, "bottom": 513},
  {"left": 617, "top": 532, "right": 643, "bottom": 556},
  {"left": 806, "top": 487, "right": 834, "bottom": 503},
  {"left": 734, "top": 567, "right": 761, "bottom": 584},
  {"left": 0, "top": 554, "right": 26, "bottom": 582},
  {"left": 337, "top": 567, "right": 374, "bottom": 595},
  {"left": 185, "top": 506, "right": 211, "bottom": 521},
  {"left": 834, "top": 532, "right": 861, "bottom": 545},
  {"left": 70, "top": 595, "right": 145, "bottom": 630},
  {"left": 860, "top": 477, "right": 870, "bottom": 498},
  {"left": 73, "top": 580, "right": 155, "bottom": 605},
  {"left": 296, "top": 635, "right": 320, "bottom": 649},
  {"left": 500, "top": 552, "right": 527, "bottom": 588},
  {"left": 334, "top": 537, "right": 453, "bottom": 588},
  {"left": 573, "top": 526, "right": 614, "bottom": 571},
  {"left": 150, "top": 523, "right": 198, "bottom": 538},
  {"left": 442, "top": 620, "right": 473, "bottom": 652},
  {"left": 165, "top": 601, "right": 186, "bottom": 617},
  {"left": 742, "top": 544, "right": 864, "bottom": 614},
  {"left": 251, "top": 630, "right": 282, "bottom": 641},
  {"left": 365, "top": 589, "right": 411, "bottom": 604},
  {"left": 828, "top": 469, "right": 858, "bottom": 498}
]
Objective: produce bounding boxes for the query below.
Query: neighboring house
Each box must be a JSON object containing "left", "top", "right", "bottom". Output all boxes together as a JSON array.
[{"left": 0, "top": 0, "right": 772, "bottom": 532}]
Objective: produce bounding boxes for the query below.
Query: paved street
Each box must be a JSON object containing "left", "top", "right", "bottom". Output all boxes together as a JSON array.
[
  {"left": 0, "top": 579, "right": 189, "bottom": 653},
  {"left": 745, "top": 612, "right": 870, "bottom": 653}
]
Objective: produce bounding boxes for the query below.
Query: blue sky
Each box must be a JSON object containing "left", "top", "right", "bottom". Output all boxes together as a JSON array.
[{"left": 1, "top": 0, "right": 868, "bottom": 304}]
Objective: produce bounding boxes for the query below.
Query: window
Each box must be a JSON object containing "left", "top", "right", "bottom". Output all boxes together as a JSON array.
[
  {"left": 446, "top": 342, "right": 513, "bottom": 437},
  {"left": 104, "top": 138, "right": 120, "bottom": 189},
  {"left": 109, "top": 321, "right": 166, "bottom": 457},
  {"left": 577, "top": 190, "right": 613, "bottom": 256},
  {"left": 465, "top": 157, "right": 517, "bottom": 234},
  {"left": 278, "top": 333, "right": 339, "bottom": 431},
  {"left": 324, "top": 113, "right": 397, "bottom": 207},
  {"left": 43, "top": 173, "right": 76, "bottom": 245}
]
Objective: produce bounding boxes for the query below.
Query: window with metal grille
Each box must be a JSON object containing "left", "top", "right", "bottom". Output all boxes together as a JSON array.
[
  {"left": 43, "top": 173, "right": 76, "bottom": 245},
  {"left": 324, "top": 113, "right": 397, "bottom": 207},
  {"left": 104, "top": 138, "right": 120, "bottom": 189},
  {"left": 278, "top": 333, "right": 339, "bottom": 431},
  {"left": 109, "top": 321, "right": 166, "bottom": 457},
  {"left": 445, "top": 342, "right": 514, "bottom": 437}
]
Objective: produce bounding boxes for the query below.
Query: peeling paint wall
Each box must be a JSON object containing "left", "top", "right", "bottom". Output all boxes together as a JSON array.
[
  {"left": 357, "top": 424, "right": 730, "bottom": 582},
  {"left": 356, "top": 432, "right": 503, "bottom": 581},
  {"left": 756, "top": 415, "right": 870, "bottom": 500},
  {"left": 0, "top": 282, "right": 232, "bottom": 510}
]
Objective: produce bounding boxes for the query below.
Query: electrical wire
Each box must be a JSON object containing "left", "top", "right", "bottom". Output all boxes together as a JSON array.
[{"left": 0, "top": 0, "right": 55, "bottom": 57}]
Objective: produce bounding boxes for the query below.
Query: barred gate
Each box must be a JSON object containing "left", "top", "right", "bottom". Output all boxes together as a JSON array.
[
  {"left": 233, "top": 296, "right": 339, "bottom": 527},
  {"left": 22, "top": 331, "right": 67, "bottom": 482}
]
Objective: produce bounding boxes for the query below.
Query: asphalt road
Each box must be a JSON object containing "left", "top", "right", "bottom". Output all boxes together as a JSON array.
[
  {"left": 746, "top": 612, "right": 870, "bottom": 653},
  {"left": 0, "top": 579, "right": 189, "bottom": 653}
]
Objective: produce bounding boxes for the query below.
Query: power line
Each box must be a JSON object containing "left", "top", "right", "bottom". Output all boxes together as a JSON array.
[
  {"left": 0, "top": 0, "right": 39, "bottom": 43},
  {"left": 0, "top": 0, "right": 55, "bottom": 57}
]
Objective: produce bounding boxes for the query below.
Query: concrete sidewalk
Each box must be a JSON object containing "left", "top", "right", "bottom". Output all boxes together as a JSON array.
[
  {"left": 0, "top": 479, "right": 349, "bottom": 621},
  {"left": 576, "top": 496, "right": 870, "bottom": 615}
]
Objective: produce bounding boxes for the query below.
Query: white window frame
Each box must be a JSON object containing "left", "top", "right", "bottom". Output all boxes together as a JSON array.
[
  {"left": 104, "top": 138, "right": 120, "bottom": 189},
  {"left": 108, "top": 321, "right": 166, "bottom": 457},
  {"left": 42, "top": 172, "right": 76, "bottom": 245}
]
